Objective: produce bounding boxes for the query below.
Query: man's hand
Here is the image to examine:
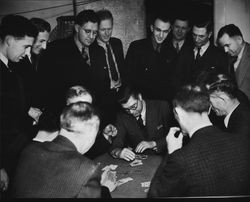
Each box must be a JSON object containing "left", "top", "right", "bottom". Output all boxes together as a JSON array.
[
  {"left": 103, "top": 124, "right": 117, "bottom": 143},
  {"left": 135, "top": 141, "right": 156, "bottom": 153},
  {"left": 166, "top": 127, "right": 183, "bottom": 154},
  {"left": 0, "top": 168, "right": 9, "bottom": 192},
  {"left": 101, "top": 169, "right": 117, "bottom": 192},
  {"left": 28, "top": 107, "right": 42, "bottom": 124},
  {"left": 119, "top": 148, "right": 136, "bottom": 161}
]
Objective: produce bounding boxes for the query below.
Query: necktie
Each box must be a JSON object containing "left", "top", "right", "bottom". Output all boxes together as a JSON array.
[
  {"left": 82, "top": 47, "right": 89, "bottom": 62},
  {"left": 175, "top": 42, "right": 180, "bottom": 53},
  {"left": 137, "top": 114, "right": 144, "bottom": 129},
  {"left": 196, "top": 47, "right": 201, "bottom": 60},
  {"left": 106, "top": 43, "right": 118, "bottom": 81},
  {"left": 156, "top": 44, "right": 161, "bottom": 53}
]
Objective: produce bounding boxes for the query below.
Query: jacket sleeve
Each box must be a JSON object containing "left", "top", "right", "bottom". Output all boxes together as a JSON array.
[
  {"left": 77, "top": 161, "right": 103, "bottom": 198},
  {"left": 148, "top": 154, "right": 185, "bottom": 197}
]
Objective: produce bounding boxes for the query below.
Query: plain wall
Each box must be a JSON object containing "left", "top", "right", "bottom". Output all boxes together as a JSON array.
[
  {"left": 0, "top": 0, "right": 146, "bottom": 54},
  {"left": 214, "top": 0, "right": 250, "bottom": 43}
]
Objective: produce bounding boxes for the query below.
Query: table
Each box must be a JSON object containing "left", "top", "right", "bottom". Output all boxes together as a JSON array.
[{"left": 94, "top": 153, "right": 163, "bottom": 198}]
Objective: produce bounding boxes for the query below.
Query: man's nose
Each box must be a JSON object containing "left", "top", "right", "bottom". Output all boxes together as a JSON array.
[{"left": 224, "top": 47, "right": 229, "bottom": 53}]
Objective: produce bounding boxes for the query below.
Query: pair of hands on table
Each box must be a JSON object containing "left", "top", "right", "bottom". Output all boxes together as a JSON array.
[{"left": 119, "top": 140, "right": 156, "bottom": 161}]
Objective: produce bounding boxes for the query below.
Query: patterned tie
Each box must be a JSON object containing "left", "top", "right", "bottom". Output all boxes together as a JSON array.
[
  {"left": 137, "top": 114, "right": 145, "bottom": 129},
  {"left": 106, "top": 43, "right": 118, "bottom": 81},
  {"left": 82, "top": 47, "right": 89, "bottom": 62}
]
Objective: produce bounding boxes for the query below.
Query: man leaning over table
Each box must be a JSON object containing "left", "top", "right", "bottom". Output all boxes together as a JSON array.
[
  {"left": 110, "top": 85, "right": 174, "bottom": 161},
  {"left": 148, "top": 84, "right": 250, "bottom": 197},
  {"left": 12, "top": 102, "right": 116, "bottom": 198}
]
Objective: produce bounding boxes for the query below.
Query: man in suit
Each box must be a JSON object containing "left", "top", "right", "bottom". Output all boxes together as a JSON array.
[
  {"left": 217, "top": 24, "right": 250, "bottom": 101},
  {"left": 33, "top": 85, "right": 117, "bottom": 160},
  {"left": 90, "top": 9, "right": 125, "bottom": 129},
  {"left": 148, "top": 84, "right": 250, "bottom": 197},
  {"left": 207, "top": 74, "right": 250, "bottom": 137},
  {"left": 161, "top": 14, "right": 193, "bottom": 100},
  {"left": 12, "top": 18, "right": 51, "bottom": 125},
  {"left": 110, "top": 85, "right": 173, "bottom": 161},
  {"left": 12, "top": 102, "right": 114, "bottom": 198},
  {"left": 38, "top": 9, "right": 99, "bottom": 115},
  {"left": 0, "top": 15, "right": 38, "bottom": 195},
  {"left": 125, "top": 13, "right": 171, "bottom": 101},
  {"left": 189, "top": 19, "right": 229, "bottom": 85}
]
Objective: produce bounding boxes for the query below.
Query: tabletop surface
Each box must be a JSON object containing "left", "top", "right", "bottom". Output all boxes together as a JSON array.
[{"left": 94, "top": 153, "right": 163, "bottom": 198}]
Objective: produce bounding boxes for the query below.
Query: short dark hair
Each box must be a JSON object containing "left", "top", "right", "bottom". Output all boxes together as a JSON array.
[
  {"left": 173, "top": 84, "right": 210, "bottom": 114},
  {"left": 30, "top": 18, "right": 51, "bottom": 33},
  {"left": 60, "top": 102, "right": 99, "bottom": 132},
  {"left": 206, "top": 74, "right": 238, "bottom": 99},
  {"left": 117, "top": 85, "right": 140, "bottom": 104},
  {"left": 151, "top": 12, "right": 171, "bottom": 25},
  {"left": 96, "top": 9, "right": 113, "bottom": 24},
  {"left": 217, "top": 24, "right": 243, "bottom": 40},
  {"left": 173, "top": 13, "right": 190, "bottom": 26},
  {"left": 75, "top": 9, "right": 99, "bottom": 26},
  {"left": 193, "top": 19, "right": 213, "bottom": 33},
  {"left": 0, "top": 15, "right": 38, "bottom": 40}
]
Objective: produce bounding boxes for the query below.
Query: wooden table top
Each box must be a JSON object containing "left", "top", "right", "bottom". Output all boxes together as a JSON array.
[{"left": 94, "top": 153, "right": 163, "bottom": 198}]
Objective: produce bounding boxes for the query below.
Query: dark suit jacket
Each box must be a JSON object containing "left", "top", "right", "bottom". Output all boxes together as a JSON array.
[
  {"left": 11, "top": 55, "right": 41, "bottom": 109},
  {"left": 12, "top": 135, "right": 103, "bottom": 198},
  {"left": 148, "top": 126, "right": 250, "bottom": 197},
  {"left": 235, "top": 42, "right": 250, "bottom": 101},
  {"left": 188, "top": 43, "right": 229, "bottom": 85},
  {"left": 125, "top": 38, "right": 171, "bottom": 100},
  {"left": 89, "top": 37, "right": 125, "bottom": 127},
  {"left": 89, "top": 37, "right": 125, "bottom": 97},
  {"left": 38, "top": 36, "right": 93, "bottom": 112},
  {"left": 0, "top": 61, "right": 34, "bottom": 176},
  {"left": 111, "top": 100, "right": 173, "bottom": 154},
  {"left": 226, "top": 103, "right": 250, "bottom": 137},
  {"left": 161, "top": 36, "right": 194, "bottom": 99}
]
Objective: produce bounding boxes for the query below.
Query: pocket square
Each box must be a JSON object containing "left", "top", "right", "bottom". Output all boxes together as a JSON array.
[{"left": 157, "top": 124, "right": 163, "bottom": 130}]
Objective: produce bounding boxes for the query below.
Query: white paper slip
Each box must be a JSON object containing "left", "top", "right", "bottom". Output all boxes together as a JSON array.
[
  {"left": 117, "top": 177, "right": 133, "bottom": 186},
  {"left": 141, "top": 181, "right": 150, "bottom": 187}
]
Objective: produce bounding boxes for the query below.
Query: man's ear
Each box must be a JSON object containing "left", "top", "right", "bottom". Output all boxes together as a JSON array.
[
  {"left": 74, "top": 24, "right": 80, "bottom": 34},
  {"left": 138, "top": 93, "right": 142, "bottom": 100},
  {"left": 208, "top": 31, "right": 212, "bottom": 39},
  {"left": 150, "top": 25, "right": 154, "bottom": 33},
  {"left": 5, "top": 35, "right": 13, "bottom": 47}
]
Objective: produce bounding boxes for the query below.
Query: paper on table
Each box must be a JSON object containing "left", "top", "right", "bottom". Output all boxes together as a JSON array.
[{"left": 117, "top": 177, "right": 133, "bottom": 186}]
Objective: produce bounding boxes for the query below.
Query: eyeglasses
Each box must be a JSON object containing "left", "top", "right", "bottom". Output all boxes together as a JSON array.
[{"left": 124, "top": 100, "right": 139, "bottom": 113}]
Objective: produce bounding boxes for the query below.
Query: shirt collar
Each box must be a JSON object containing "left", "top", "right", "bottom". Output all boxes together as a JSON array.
[
  {"left": 97, "top": 38, "right": 108, "bottom": 50},
  {"left": 194, "top": 41, "right": 210, "bottom": 56},
  {"left": 224, "top": 102, "right": 240, "bottom": 128},
  {"left": 137, "top": 100, "right": 146, "bottom": 125},
  {"left": 189, "top": 122, "right": 213, "bottom": 137},
  {"left": 237, "top": 43, "right": 245, "bottom": 61},
  {"left": 0, "top": 51, "right": 8, "bottom": 67},
  {"left": 173, "top": 40, "right": 185, "bottom": 49}
]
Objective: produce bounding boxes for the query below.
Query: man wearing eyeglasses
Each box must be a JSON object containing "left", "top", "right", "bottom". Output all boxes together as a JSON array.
[
  {"left": 187, "top": 19, "right": 229, "bottom": 85},
  {"left": 38, "top": 10, "right": 99, "bottom": 116},
  {"left": 125, "top": 13, "right": 172, "bottom": 101},
  {"left": 110, "top": 85, "right": 173, "bottom": 161}
]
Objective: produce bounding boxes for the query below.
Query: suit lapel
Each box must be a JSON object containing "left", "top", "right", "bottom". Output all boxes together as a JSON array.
[{"left": 236, "top": 43, "right": 250, "bottom": 87}]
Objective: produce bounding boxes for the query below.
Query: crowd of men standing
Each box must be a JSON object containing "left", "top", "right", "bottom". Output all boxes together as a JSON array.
[{"left": 0, "top": 7, "right": 250, "bottom": 198}]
